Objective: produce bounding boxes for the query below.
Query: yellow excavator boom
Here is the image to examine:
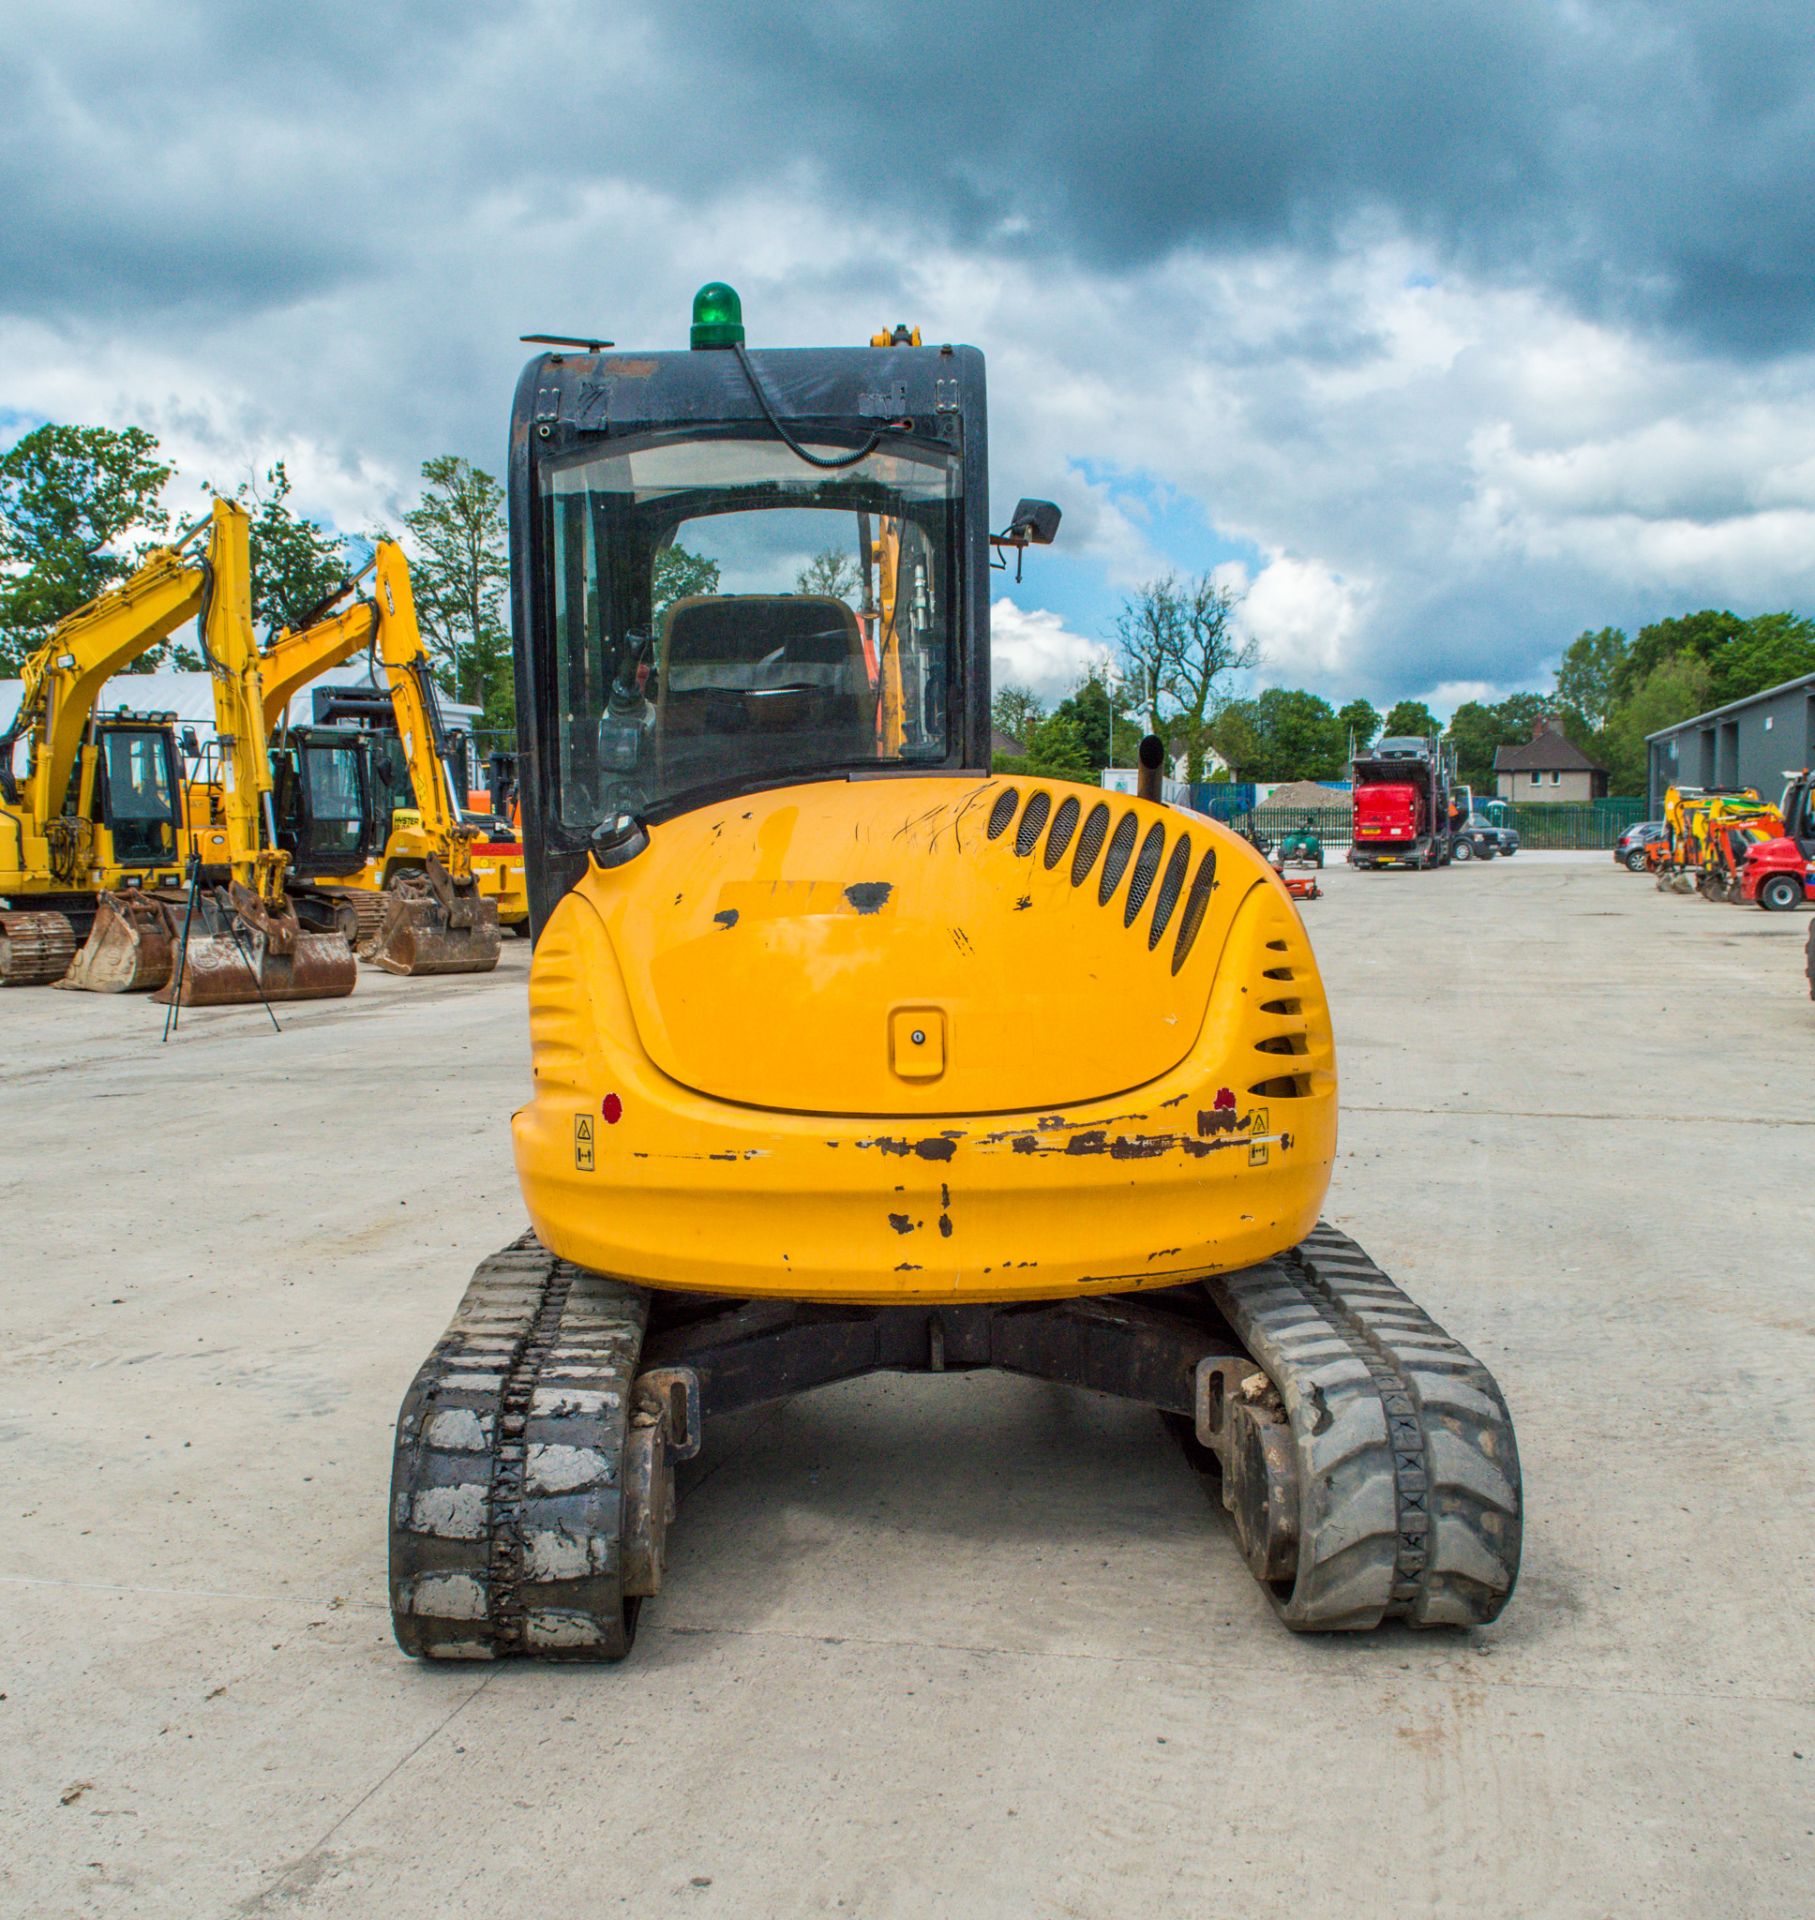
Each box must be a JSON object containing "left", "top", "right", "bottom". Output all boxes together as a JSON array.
[
  {"left": 258, "top": 593, "right": 378, "bottom": 734},
  {"left": 7, "top": 532, "right": 206, "bottom": 832}
]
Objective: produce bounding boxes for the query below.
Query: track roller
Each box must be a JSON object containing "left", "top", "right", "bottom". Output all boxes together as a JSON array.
[{"left": 0, "top": 909, "right": 77, "bottom": 986}]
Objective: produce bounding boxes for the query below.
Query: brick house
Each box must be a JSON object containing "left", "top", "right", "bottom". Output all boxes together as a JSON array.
[{"left": 1493, "top": 719, "right": 1609, "bottom": 802}]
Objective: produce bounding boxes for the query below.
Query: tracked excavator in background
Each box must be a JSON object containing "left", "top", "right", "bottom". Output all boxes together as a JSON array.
[
  {"left": 0, "top": 522, "right": 203, "bottom": 987},
  {"left": 59, "top": 500, "right": 357, "bottom": 1004},
  {"left": 257, "top": 542, "right": 504, "bottom": 975},
  {"left": 389, "top": 286, "right": 1522, "bottom": 1660}
]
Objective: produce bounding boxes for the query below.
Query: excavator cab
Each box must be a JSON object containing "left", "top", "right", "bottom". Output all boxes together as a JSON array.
[
  {"left": 510, "top": 329, "right": 995, "bottom": 926},
  {"left": 92, "top": 717, "right": 184, "bottom": 869},
  {"left": 270, "top": 727, "right": 379, "bottom": 876}
]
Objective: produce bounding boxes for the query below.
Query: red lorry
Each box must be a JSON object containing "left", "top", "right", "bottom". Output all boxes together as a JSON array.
[{"left": 1349, "top": 735, "right": 1452, "bottom": 870}]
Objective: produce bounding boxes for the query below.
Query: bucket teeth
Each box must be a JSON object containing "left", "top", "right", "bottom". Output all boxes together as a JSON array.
[
  {"left": 365, "top": 859, "right": 501, "bottom": 976},
  {"left": 151, "top": 884, "right": 357, "bottom": 1006},
  {"left": 56, "top": 892, "right": 178, "bottom": 994}
]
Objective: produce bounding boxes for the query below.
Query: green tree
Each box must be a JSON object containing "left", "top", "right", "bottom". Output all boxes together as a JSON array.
[
  {"left": 203, "top": 461, "right": 353, "bottom": 644},
  {"left": 1444, "top": 691, "right": 1561, "bottom": 792},
  {"left": 795, "top": 547, "right": 861, "bottom": 601},
  {"left": 1555, "top": 626, "right": 1627, "bottom": 731},
  {"left": 1206, "top": 698, "right": 1265, "bottom": 780},
  {"left": 1705, "top": 612, "right": 1815, "bottom": 708},
  {"left": 1601, "top": 654, "right": 1712, "bottom": 796},
  {"left": 991, "top": 682, "right": 1044, "bottom": 749},
  {"left": 1020, "top": 710, "right": 1095, "bottom": 783},
  {"left": 1336, "top": 698, "right": 1381, "bottom": 753},
  {"left": 1381, "top": 699, "right": 1439, "bottom": 739},
  {"left": 1050, "top": 672, "right": 1115, "bottom": 771},
  {"left": 652, "top": 543, "right": 721, "bottom": 624},
  {"left": 1445, "top": 700, "right": 1503, "bottom": 790},
  {"left": 0, "top": 423, "right": 173, "bottom": 671},
  {"left": 1613, "top": 609, "right": 1740, "bottom": 703},
  {"left": 1251, "top": 687, "right": 1346, "bottom": 780},
  {"left": 403, "top": 456, "right": 513, "bottom": 727}
]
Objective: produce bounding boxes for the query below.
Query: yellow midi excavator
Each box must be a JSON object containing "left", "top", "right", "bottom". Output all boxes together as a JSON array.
[
  {"left": 257, "top": 542, "right": 502, "bottom": 975},
  {"left": 389, "top": 287, "right": 1522, "bottom": 1659},
  {"left": 59, "top": 500, "right": 356, "bottom": 1004},
  {"left": 0, "top": 523, "right": 203, "bottom": 986}
]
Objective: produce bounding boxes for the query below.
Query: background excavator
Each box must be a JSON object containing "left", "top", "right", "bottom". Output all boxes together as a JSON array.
[
  {"left": 257, "top": 542, "right": 503, "bottom": 975},
  {"left": 387, "top": 287, "right": 1522, "bottom": 1663},
  {"left": 62, "top": 500, "right": 356, "bottom": 1004},
  {"left": 0, "top": 515, "right": 210, "bottom": 986}
]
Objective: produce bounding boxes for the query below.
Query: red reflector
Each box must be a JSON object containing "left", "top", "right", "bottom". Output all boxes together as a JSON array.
[
  {"left": 474, "top": 841, "right": 521, "bottom": 858},
  {"left": 602, "top": 1093, "right": 623, "bottom": 1125}
]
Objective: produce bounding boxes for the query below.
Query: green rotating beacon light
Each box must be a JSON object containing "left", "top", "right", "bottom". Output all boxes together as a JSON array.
[{"left": 689, "top": 282, "right": 745, "bottom": 350}]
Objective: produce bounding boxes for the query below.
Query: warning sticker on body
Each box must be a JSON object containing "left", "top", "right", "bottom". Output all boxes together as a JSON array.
[{"left": 573, "top": 1113, "right": 596, "bottom": 1172}]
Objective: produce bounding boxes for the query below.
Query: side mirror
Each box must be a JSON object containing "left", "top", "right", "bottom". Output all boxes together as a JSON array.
[
  {"left": 1008, "top": 498, "right": 1062, "bottom": 546},
  {"left": 991, "top": 498, "right": 1063, "bottom": 580},
  {"left": 180, "top": 727, "right": 201, "bottom": 757}
]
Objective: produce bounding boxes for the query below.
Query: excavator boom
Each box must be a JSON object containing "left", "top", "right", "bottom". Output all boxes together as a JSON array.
[
  {"left": 359, "top": 542, "right": 501, "bottom": 974},
  {"left": 147, "top": 501, "right": 356, "bottom": 1008}
]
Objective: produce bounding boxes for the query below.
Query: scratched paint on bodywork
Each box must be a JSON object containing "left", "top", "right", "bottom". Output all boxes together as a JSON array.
[
  {"left": 713, "top": 909, "right": 739, "bottom": 930},
  {"left": 843, "top": 881, "right": 893, "bottom": 914},
  {"left": 861, "top": 1135, "right": 961, "bottom": 1161}
]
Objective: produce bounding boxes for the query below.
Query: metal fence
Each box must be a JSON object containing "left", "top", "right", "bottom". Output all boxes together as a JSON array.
[{"left": 1185, "top": 796, "right": 1650, "bottom": 852}]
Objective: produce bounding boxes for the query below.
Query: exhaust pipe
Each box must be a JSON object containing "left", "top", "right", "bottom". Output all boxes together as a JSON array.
[{"left": 1137, "top": 734, "right": 1165, "bottom": 804}]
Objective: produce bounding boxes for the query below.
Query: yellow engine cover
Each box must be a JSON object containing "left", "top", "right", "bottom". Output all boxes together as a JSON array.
[{"left": 514, "top": 776, "right": 1336, "bottom": 1304}]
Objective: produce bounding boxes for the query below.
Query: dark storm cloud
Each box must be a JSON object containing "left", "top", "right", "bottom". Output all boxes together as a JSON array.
[
  {"left": 4, "top": 2, "right": 1815, "bottom": 356},
  {"left": 653, "top": 0, "right": 1815, "bottom": 357}
]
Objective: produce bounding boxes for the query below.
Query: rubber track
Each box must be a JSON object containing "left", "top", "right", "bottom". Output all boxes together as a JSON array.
[
  {"left": 389, "top": 1232, "right": 649, "bottom": 1661},
  {"left": 1207, "top": 1223, "right": 1521, "bottom": 1630}
]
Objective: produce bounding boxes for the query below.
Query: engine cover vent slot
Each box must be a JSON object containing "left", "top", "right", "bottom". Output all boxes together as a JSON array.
[
  {"left": 1251, "top": 1072, "right": 1314, "bottom": 1100},
  {"left": 1070, "top": 802, "right": 1111, "bottom": 886},
  {"left": 1123, "top": 823, "right": 1168, "bottom": 926},
  {"left": 1043, "top": 796, "right": 1081, "bottom": 869},
  {"left": 986, "top": 788, "right": 1020, "bottom": 839},
  {"left": 1148, "top": 836, "right": 1192, "bottom": 948},
  {"left": 1014, "top": 790, "right": 1052, "bottom": 857},
  {"left": 1097, "top": 812, "right": 1139, "bottom": 906},
  {"left": 1170, "top": 848, "right": 1218, "bottom": 974}
]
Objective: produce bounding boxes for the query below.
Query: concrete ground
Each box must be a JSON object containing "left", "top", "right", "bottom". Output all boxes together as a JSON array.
[{"left": 2, "top": 855, "right": 1810, "bottom": 1919}]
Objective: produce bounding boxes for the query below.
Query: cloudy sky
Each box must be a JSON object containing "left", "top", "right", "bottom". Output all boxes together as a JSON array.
[{"left": 6, "top": 0, "right": 1815, "bottom": 712}]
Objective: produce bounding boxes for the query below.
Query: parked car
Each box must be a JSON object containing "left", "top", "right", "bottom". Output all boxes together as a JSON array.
[
  {"left": 1471, "top": 812, "right": 1519, "bottom": 856},
  {"left": 1448, "top": 813, "right": 1516, "bottom": 861},
  {"left": 1614, "top": 820, "right": 1666, "bottom": 872}
]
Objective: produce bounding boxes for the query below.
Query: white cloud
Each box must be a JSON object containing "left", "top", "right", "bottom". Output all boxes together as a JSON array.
[
  {"left": 1228, "top": 554, "right": 1369, "bottom": 686},
  {"left": 989, "top": 599, "right": 1111, "bottom": 703},
  {"left": 8, "top": 27, "right": 1815, "bottom": 718}
]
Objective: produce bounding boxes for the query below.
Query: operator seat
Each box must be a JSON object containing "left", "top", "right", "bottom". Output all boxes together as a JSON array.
[{"left": 656, "top": 593, "right": 874, "bottom": 789}]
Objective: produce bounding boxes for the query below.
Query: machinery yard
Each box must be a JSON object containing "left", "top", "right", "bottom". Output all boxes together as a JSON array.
[{"left": 4, "top": 852, "right": 1808, "bottom": 1918}]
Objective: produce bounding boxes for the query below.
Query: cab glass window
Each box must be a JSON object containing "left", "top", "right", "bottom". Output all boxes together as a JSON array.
[
  {"left": 100, "top": 728, "right": 177, "bottom": 866},
  {"left": 540, "top": 430, "right": 960, "bottom": 833}
]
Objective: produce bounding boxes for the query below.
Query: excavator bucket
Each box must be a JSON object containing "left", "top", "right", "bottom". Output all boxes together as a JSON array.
[
  {"left": 365, "top": 859, "right": 501, "bottom": 976},
  {"left": 151, "top": 884, "right": 357, "bottom": 1007},
  {"left": 56, "top": 892, "right": 178, "bottom": 994}
]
